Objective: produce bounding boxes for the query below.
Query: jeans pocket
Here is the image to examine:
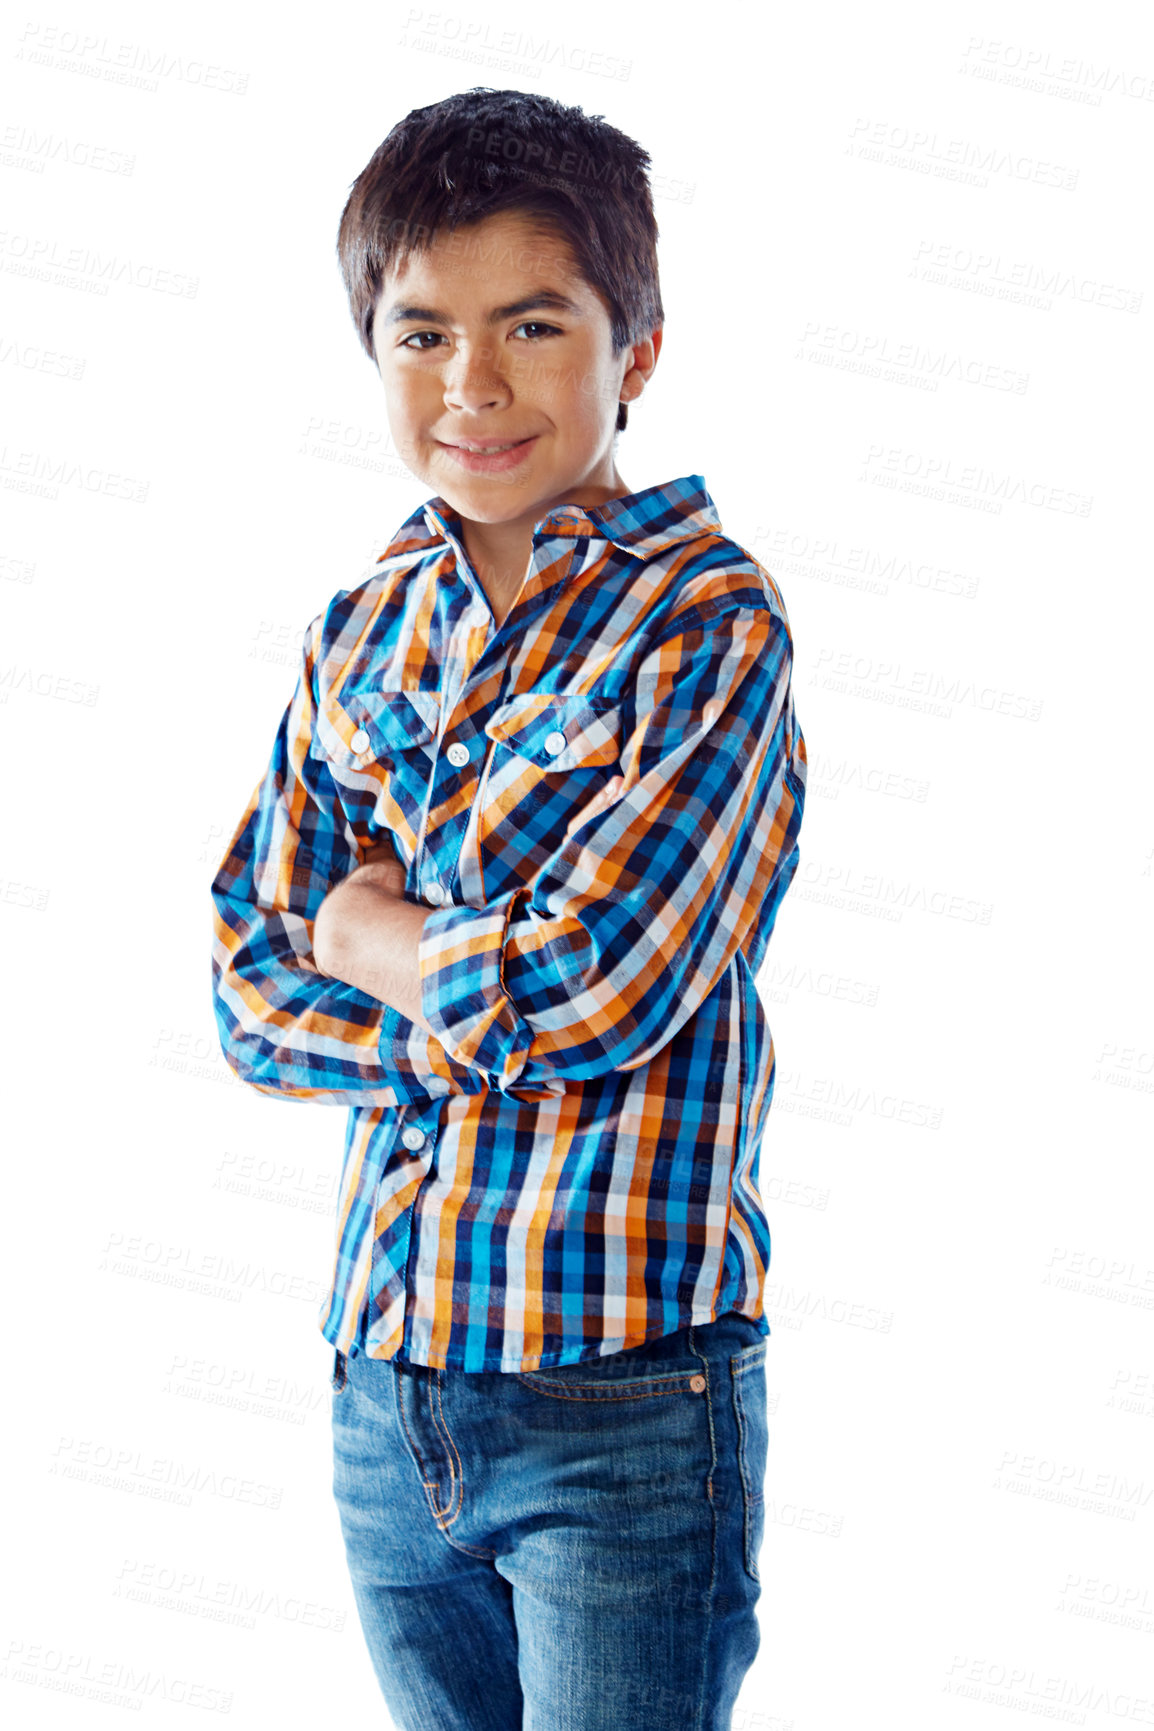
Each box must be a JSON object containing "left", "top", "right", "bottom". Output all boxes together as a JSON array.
[
  {"left": 514, "top": 1364, "right": 707, "bottom": 1402},
  {"left": 730, "top": 1341, "right": 767, "bottom": 1582}
]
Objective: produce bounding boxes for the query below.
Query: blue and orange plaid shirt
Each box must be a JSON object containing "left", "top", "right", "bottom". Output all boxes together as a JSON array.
[{"left": 209, "top": 474, "right": 807, "bottom": 1371}]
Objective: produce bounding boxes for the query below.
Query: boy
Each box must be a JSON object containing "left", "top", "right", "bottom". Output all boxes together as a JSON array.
[{"left": 210, "top": 88, "right": 806, "bottom": 1731}]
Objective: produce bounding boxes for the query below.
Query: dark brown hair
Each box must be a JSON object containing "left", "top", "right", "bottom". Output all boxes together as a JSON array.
[{"left": 336, "top": 88, "right": 664, "bottom": 434}]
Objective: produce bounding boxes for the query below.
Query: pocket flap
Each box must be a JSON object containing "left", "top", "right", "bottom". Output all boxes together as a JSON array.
[
  {"left": 317, "top": 687, "right": 438, "bottom": 766},
  {"left": 484, "top": 694, "right": 621, "bottom": 771}
]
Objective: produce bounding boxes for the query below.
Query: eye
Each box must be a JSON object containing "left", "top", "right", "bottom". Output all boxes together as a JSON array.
[{"left": 398, "top": 322, "right": 562, "bottom": 352}]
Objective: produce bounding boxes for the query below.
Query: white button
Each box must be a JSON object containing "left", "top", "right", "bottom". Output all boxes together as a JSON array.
[
  {"left": 401, "top": 1126, "right": 425, "bottom": 1150},
  {"left": 446, "top": 741, "right": 470, "bottom": 768},
  {"left": 350, "top": 727, "right": 371, "bottom": 754},
  {"left": 544, "top": 730, "right": 567, "bottom": 757},
  {"left": 426, "top": 882, "right": 445, "bottom": 905}
]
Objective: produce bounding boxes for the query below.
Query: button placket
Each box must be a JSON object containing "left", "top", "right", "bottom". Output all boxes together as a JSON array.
[{"left": 422, "top": 717, "right": 482, "bottom": 906}]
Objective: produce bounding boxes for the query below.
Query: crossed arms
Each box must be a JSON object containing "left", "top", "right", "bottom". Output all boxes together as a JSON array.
[
  {"left": 310, "top": 773, "right": 626, "bottom": 1037},
  {"left": 209, "top": 597, "right": 803, "bottom": 1108}
]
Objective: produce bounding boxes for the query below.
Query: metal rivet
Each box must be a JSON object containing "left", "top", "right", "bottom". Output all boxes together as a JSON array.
[{"left": 690, "top": 1374, "right": 707, "bottom": 1393}]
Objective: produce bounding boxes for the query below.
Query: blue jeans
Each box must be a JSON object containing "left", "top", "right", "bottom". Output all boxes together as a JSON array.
[{"left": 330, "top": 1311, "right": 768, "bottom": 1730}]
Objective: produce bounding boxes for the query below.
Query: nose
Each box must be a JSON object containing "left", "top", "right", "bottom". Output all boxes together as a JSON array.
[{"left": 443, "top": 342, "right": 511, "bottom": 413}]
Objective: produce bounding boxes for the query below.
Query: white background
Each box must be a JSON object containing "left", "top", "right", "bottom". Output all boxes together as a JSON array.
[{"left": 2, "top": 1, "right": 1152, "bottom": 1726}]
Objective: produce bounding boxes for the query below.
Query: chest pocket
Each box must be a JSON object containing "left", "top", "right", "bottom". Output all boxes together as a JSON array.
[
  {"left": 484, "top": 692, "right": 622, "bottom": 771},
  {"left": 314, "top": 685, "right": 440, "bottom": 862},
  {"left": 475, "top": 693, "right": 624, "bottom": 884}
]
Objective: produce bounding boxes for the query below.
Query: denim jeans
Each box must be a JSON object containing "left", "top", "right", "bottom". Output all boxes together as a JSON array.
[{"left": 330, "top": 1310, "right": 768, "bottom": 1730}]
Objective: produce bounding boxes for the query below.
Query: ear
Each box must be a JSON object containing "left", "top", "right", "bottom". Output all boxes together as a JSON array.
[{"left": 621, "top": 326, "right": 663, "bottom": 404}]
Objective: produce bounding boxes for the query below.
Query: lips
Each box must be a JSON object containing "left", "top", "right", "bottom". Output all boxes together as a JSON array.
[
  {"left": 438, "top": 435, "right": 540, "bottom": 473},
  {"left": 443, "top": 437, "right": 534, "bottom": 451}
]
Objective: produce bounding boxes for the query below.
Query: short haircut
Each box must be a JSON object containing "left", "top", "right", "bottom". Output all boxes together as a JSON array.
[{"left": 336, "top": 87, "right": 664, "bottom": 434}]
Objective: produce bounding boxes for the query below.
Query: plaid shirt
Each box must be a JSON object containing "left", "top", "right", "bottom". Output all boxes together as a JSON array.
[{"left": 209, "top": 474, "right": 807, "bottom": 1371}]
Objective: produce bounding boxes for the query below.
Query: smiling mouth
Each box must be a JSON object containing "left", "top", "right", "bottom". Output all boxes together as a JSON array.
[{"left": 441, "top": 437, "right": 536, "bottom": 452}]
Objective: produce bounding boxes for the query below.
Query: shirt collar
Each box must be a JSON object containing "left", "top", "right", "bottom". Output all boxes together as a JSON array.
[{"left": 377, "top": 475, "right": 721, "bottom": 567}]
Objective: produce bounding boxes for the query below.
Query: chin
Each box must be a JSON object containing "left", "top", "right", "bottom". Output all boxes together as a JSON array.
[
  {"left": 444, "top": 476, "right": 537, "bottom": 511},
  {"left": 452, "top": 496, "right": 531, "bottom": 523}
]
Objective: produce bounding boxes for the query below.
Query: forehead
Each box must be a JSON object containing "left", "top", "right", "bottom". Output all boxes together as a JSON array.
[{"left": 380, "top": 209, "right": 591, "bottom": 304}]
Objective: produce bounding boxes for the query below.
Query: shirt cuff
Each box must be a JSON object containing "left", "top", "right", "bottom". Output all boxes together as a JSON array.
[
  {"left": 377, "top": 1002, "right": 486, "bottom": 1102},
  {"left": 418, "top": 888, "right": 564, "bottom": 1099}
]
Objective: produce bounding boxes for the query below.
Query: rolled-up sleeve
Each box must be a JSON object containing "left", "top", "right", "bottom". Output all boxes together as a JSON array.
[
  {"left": 417, "top": 599, "right": 805, "bottom": 1096},
  {"left": 209, "top": 612, "right": 487, "bottom": 1108}
]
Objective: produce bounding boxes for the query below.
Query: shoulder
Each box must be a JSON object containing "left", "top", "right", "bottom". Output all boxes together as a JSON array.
[
  {"left": 643, "top": 529, "right": 795, "bottom": 647},
  {"left": 303, "top": 528, "right": 448, "bottom": 695}
]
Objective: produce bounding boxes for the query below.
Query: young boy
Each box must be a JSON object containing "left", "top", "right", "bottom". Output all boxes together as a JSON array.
[{"left": 210, "top": 88, "right": 806, "bottom": 1731}]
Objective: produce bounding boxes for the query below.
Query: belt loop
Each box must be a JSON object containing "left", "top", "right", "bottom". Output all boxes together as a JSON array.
[{"left": 331, "top": 1348, "right": 348, "bottom": 1391}]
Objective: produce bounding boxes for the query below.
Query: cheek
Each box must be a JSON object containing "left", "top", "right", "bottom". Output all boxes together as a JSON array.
[
  {"left": 565, "top": 382, "right": 613, "bottom": 440},
  {"left": 566, "top": 351, "right": 618, "bottom": 428},
  {"left": 383, "top": 380, "right": 429, "bottom": 444}
]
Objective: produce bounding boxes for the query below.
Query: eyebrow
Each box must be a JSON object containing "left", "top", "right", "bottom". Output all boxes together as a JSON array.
[{"left": 381, "top": 290, "right": 584, "bottom": 329}]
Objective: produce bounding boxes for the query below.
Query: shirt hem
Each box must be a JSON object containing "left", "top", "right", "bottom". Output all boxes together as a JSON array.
[{"left": 321, "top": 1302, "right": 769, "bottom": 1373}]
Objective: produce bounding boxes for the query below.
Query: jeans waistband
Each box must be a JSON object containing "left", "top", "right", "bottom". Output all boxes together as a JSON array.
[{"left": 330, "top": 1311, "right": 764, "bottom": 1390}]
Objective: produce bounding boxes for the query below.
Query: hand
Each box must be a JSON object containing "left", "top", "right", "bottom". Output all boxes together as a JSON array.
[
  {"left": 565, "top": 774, "right": 625, "bottom": 842},
  {"left": 352, "top": 839, "right": 407, "bottom": 901},
  {"left": 312, "top": 839, "right": 406, "bottom": 974}
]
